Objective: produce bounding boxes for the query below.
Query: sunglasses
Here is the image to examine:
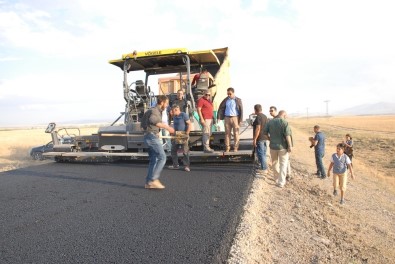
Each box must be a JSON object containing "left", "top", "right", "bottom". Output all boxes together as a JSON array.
[{"left": 205, "top": 94, "right": 210, "bottom": 96}]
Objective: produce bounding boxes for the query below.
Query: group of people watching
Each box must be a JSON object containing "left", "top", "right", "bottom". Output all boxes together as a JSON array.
[
  {"left": 142, "top": 79, "right": 295, "bottom": 190},
  {"left": 141, "top": 67, "right": 244, "bottom": 189},
  {"left": 252, "top": 105, "right": 293, "bottom": 188},
  {"left": 141, "top": 88, "right": 356, "bottom": 207},
  {"left": 141, "top": 81, "right": 356, "bottom": 206},
  {"left": 310, "top": 127, "right": 355, "bottom": 204},
  {"left": 141, "top": 66, "right": 356, "bottom": 204},
  {"left": 252, "top": 109, "right": 356, "bottom": 204},
  {"left": 166, "top": 86, "right": 243, "bottom": 170}
]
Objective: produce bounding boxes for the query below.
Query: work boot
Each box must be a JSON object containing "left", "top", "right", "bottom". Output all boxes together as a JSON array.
[
  {"left": 255, "top": 169, "right": 267, "bottom": 179},
  {"left": 256, "top": 169, "right": 268, "bottom": 175},
  {"left": 145, "top": 179, "right": 165, "bottom": 189},
  {"left": 204, "top": 148, "right": 215, "bottom": 153}
]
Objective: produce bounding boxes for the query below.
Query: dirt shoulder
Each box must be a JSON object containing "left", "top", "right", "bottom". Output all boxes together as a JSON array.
[{"left": 228, "top": 124, "right": 395, "bottom": 264}]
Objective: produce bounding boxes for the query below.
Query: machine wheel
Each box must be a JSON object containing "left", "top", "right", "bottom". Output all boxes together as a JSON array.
[{"left": 32, "top": 152, "right": 44, "bottom": 160}]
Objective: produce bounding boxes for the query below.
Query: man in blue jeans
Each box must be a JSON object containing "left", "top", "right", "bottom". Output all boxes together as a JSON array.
[
  {"left": 141, "top": 95, "right": 175, "bottom": 189},
  {"left": 252, "top": 104, "right": 269, "bottom": 177},
  {"left": 309, "top": 125, "right": 326, "bottom": 179}
]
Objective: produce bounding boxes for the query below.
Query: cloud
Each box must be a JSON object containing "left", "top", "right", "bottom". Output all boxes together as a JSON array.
[
  {"left": 1, "top": 0, "right": 395, "bottom": 126},
  {"left": 0, "top": 56, "right": 21, "bottom": 61}
]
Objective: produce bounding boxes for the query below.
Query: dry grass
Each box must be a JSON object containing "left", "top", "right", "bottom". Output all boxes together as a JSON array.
[
  {"left": 289, "top": 115, "right": 395, "bottom": 189},
  {"left": 0, "top": 125, "right": 100, "bottom": 172}
]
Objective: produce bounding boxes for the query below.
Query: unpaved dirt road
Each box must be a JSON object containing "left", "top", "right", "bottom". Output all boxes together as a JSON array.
[{"left": 227, "top": 122, "right": 395, "bottom": 264}]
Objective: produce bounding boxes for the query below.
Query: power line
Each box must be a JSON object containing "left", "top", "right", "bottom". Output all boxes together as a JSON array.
[{"left": 324, "top": 100, "right": 330, "bottom": 116}]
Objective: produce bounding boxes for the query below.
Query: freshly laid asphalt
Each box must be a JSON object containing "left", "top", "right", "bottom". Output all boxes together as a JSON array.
[{"left": 0, "top": 161, "right": 254, "bottom": 263}]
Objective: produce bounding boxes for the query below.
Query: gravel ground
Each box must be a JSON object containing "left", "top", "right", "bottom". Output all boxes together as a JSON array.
[{"left": 227, "top": 127, "right": 395, "bottom": 264}]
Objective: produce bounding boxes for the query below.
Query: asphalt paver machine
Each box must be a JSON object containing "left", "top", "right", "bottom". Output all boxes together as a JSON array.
[{"left": 43, "top": 47, "right": 253, "bottom": 163}]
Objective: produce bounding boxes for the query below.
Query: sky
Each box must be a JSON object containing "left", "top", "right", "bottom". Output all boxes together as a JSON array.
[{"left": 1, "top": 0, "right": 395, "bottom": 126}]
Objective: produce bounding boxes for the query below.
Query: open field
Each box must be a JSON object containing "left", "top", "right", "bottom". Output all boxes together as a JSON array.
[
  {"left": 0, "top": 124, "right": 100, "bottom": 172},
  {"left": 290, "top": 115, "right": 395, "bottom": 185}
]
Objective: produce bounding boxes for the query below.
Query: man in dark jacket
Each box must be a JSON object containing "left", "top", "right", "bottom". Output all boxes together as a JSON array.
[{"left": 217, "top": 87, "right": 243, "bottom": 152}]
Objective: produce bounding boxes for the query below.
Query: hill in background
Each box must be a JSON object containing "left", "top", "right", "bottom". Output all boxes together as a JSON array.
[{"left": 334, "top": 101, "right": 395, "bottom": 116}]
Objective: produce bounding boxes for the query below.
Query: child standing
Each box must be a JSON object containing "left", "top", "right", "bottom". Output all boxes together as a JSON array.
[
  {"left": 343, "top": 133, "right": 354, "bottom": 162},
  {"left": 327, "top": 143, "right": 355, "bottom": 204}
]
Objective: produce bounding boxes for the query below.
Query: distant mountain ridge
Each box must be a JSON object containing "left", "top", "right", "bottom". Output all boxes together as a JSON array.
[{"left": 334, "top": 102, "right": 395, "bottom": 116}]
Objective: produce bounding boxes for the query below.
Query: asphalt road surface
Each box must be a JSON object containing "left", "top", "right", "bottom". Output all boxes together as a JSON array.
[{"left": 0, "top": 161, "right": 254, "bottom": 263}]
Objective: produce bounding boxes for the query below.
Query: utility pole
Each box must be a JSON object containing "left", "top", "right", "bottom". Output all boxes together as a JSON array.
[{"left": 324, "top": 100, "right": 330, "bottom": 116}]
